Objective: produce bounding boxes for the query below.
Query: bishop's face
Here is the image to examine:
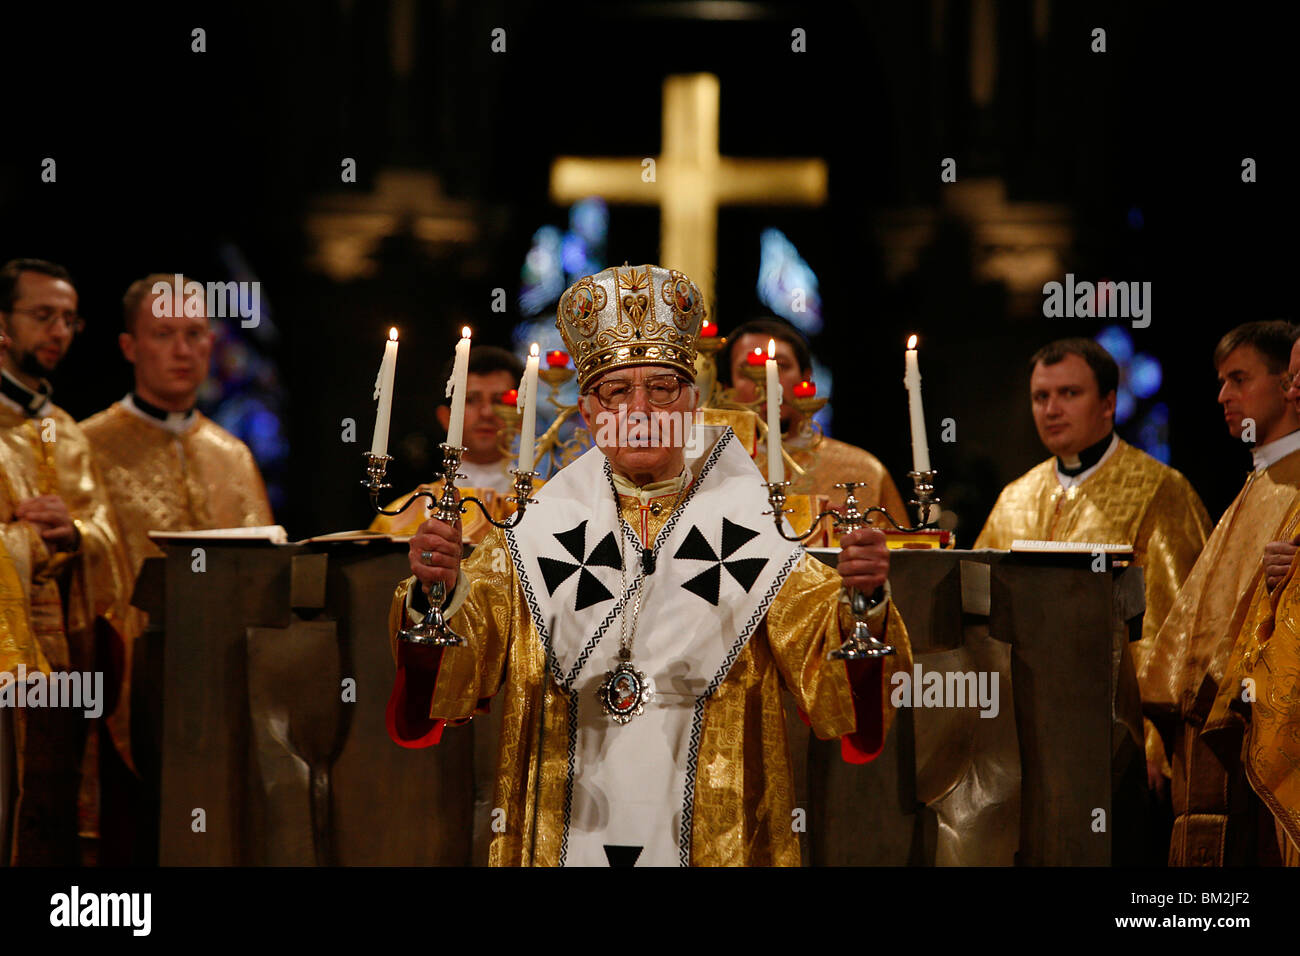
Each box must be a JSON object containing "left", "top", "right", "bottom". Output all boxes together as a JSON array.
[
  {"left": 580, "top": 364, "right": 699, "bottom": 484},
  {"left": 0, "top": 270, "right": 77, "bottom": 386},
  {"left": 1029, "top": 354, "right": 1115, "bottom": 458},
  {"left": 1217, "top": 344, "right": 1291, "bottom": 444}
]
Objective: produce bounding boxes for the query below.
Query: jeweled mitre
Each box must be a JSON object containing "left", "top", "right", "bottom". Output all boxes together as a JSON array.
[{"left": 555, "top": 263, "right": 706, "bottom": 391}]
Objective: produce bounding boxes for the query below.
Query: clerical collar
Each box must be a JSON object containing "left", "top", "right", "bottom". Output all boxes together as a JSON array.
[
  {"left": 611, "top": 466, "right": 691, "bottom": 507},
  {"left": 122, "top": 392, "right": 196, "bottom": 434},
  {"left": 0, "top": 369, "right": 52, "bottom": 417},
  {"left": 1056, "top": 431, "right": 1116, "bottom": 478},
  {"left": 1252, "top": 429, "right": 1300, "bottom": 472}
]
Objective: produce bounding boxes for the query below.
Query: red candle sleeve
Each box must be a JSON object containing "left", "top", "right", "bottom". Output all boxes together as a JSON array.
[
  {"left": 700, "top": 319, "right": 718, "bottom": 338},
  {"left": 500, "top": 389, "right": 519, "bottom": 405},
  {"left": 545, "top": 350, "right": 569, "bottom": 368},
  {"left": 794, "top": 380, "right": 816, "bottom": 398},
  {"left": 745, "top": 347, "right": 767, "bottom": 366}
]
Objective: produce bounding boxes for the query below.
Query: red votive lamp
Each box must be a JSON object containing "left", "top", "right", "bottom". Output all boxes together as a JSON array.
[
  {"left": 700, "top": 318, "right": 718, "bottom": 337},
  {"left": 745, "top": 347, "right": 766, "bottom": 366},
  {"left": 794, "top": 380, "right": 816, "bottom": 398},
  {"left": 500, "top": 388, "right": 519, "bottom": 406},
  {"left": 546, "top": 350, "right": 569, "bottom": 368}
]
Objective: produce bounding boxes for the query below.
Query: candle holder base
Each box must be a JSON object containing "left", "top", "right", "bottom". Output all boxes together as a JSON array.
[
  {"left": 828, "top": 633, "right": 897, "bottom": 659},
  {"left": 397, "top": 579, "right": 466, "bottom": 647}
]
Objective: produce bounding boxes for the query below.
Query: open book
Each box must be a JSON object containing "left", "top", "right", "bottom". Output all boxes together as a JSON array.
[
  {"left": 147, "top": 527, "right": 397, "bottom": 546},
  {"left": 148, "top": 525, "right": 289, "bottom": 544},
  {"left": 1010, "top": 539, "right": 1134, "bottom": 560}
]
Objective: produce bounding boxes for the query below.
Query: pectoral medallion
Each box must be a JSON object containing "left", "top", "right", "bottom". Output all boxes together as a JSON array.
[{"left": 597, "top": 658, "right": 651, "bottom": 724}]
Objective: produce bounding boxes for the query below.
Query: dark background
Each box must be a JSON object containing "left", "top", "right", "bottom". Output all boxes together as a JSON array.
[{"left": 1, "top": 0, "right": 1293, "bottom": 539}]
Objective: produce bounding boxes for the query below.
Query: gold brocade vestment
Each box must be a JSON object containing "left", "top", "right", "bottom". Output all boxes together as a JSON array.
[
  {"left": 80, "top": 400, "right": 274, "bottom": 766},
  {"left": 388, "top": 486, "right": 911, "bottom": 866},
  {"left": 0, "top": 399, "right": 135, "bottom": 864},
  {"left": 0, "top": 536, "right": 43, "bottom": 675},
  {"left": 975, "top": 439, "right": 1211, "bottom": 679},
  {"left": 1140, "top": 447, "right": 1300, "bottom": 865},
  {"left": 1206, "top": 494, "right": 1300, "bottom": 866},
  {"left": 79, "top": 402, "right": 273, "bottom": 576}
]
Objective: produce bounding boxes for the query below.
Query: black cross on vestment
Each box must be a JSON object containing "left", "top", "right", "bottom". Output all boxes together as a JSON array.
[
  {"left": 673, "top": 517, "right": 769, "bottom": 606},
  {"left": 536, "top": 519, "right": 624, "bottom": 612}
]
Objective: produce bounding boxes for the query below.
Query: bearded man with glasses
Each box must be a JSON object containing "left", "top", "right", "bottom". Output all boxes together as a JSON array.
[
  {"left": 384, "top": 263, "right": 911, "bottom": 867},
  {"left": 0, "top": 258, "right": 135, "bottom": 866}
]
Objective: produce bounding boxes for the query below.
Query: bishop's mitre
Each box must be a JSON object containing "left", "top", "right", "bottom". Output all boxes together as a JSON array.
[{"left": 555, "top": 263, "right": 707, "bottom": 392}]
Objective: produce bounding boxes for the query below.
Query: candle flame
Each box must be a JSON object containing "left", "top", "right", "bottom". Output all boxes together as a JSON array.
[
  {"left": 529, "top": 343, "right": 539, "bottom": 357},
  {"left": 388, "top": 327, "right": 398, "bottom": 341},
  {"left": 462, "top": 326, "right": 472, "bottom": 338},
  {"left": 907, "top": 334, "right": 918, "bottom": 350},
  {"left": 767, "top": 338, "right": 776, "bottom": 359}
]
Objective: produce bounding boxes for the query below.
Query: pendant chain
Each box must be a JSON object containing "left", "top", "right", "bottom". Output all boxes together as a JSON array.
[{"left": 617, "top": 465, "right": 690, "bottom": 659}]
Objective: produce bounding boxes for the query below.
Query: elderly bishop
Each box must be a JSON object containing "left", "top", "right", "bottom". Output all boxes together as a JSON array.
[{"left": 386, "top": 264, "right": 911, "bottom": 866}]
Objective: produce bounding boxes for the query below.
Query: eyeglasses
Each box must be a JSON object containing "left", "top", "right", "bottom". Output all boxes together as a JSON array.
[
  {"left": 588, "top": 375, "right": 688, "bottom": 410},
  {"left": 6, "top": 307, "right": 85, "bottom": 335}
]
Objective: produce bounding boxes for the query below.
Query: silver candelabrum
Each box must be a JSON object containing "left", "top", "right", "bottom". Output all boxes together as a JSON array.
[
  {"left": 362, "top": 444, "right": 537, "bottom": 647},
  {"left": 763, "top": 469, "right": 940, "bottom": 660}
]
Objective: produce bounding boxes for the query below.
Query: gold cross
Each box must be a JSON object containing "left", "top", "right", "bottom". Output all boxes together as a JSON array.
[{"left": 550, "top": 73, "right": 827, "bottom": 321}]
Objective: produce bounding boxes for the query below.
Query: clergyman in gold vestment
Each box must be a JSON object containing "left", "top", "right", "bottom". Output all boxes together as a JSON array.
[
  {"left": 975, "top": 339, "right": 1211, "bottom": 800},
  {"left": 81, "top": 398, "right": 272, "bottom": 571},
  {"left": 1141, "top": 321, "right": 1300, "bottom": 865},
  {"left": 1209, "top": 526, "right": 1300, "bottom": 867},
  {"left": 722, "top": 318, "right": 907, "bottom": 525},
  {"left": 0, "top": 259, "right": 135, "bottom": 865},
  {"left": 81, "top": 275, "right": 274, "bottom": 583},
  {"left": 1203, "top": 334, "right": 1300, "bottom": 867},
  {"left": 0, "top": 535, "right": 41, "bottom": 861},
  {"left": 80, "top": 275, "right": 273, "bottom": 824},
  {"left": 385, "top": 265, "right": 911, "bottom": 866}
]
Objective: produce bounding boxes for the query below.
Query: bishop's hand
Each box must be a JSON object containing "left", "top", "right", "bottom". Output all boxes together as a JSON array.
[
  {"left": 838, "top": 526, "right": 889, "bottom": 594},
  {"left": 409, "top": 514, "right": 462, "bottom": 592}
]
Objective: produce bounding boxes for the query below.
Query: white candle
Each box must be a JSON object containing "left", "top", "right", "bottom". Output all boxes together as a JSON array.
[
  {"left": 518, "top": 343, "right": 540, "bottom": 471},
  {"left": 904, "top": 334, "right": 931, "bottom": 473},
  {"left": 444, "top": 326, "right": 472, "bottom": 447},
  {"left": 370, "top": 327, "right": 399, "bottom": 456},
  {"left": 765, "top": 338, "right": 784, "bottom": 483}
]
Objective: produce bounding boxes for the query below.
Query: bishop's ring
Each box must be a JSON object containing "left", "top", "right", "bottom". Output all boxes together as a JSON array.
[{"left": 420, "top": 550, "right": 434, "bottom": 565}]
